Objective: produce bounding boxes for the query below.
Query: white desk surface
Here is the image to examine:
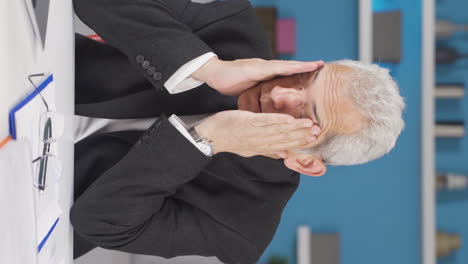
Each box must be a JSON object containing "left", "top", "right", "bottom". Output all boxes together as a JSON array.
[{"left": 0, "top": 0, "right": 74, "bottom": 263}]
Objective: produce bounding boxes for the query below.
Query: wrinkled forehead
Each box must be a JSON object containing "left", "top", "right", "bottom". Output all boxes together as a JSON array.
[
  {"left": 315, "top": 63, "right": 365, "bottom": 134},
  {"left": 320, "top": 63, "right": 353, "bottom": 84},
  {"left": 330, "top": 65, "right": 367, "bottom": 133}
]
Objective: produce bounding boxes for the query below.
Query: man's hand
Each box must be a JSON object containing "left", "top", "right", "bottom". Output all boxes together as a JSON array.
[
  {"left": 194, "top": 110, "right": 320, "bottom": 158},
  {"left": 192, "top": 57, "right": 324, "bottom": 96}
]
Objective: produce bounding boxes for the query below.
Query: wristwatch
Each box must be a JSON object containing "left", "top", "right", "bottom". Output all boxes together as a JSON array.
[{"left": 188, "top": 127, "right": 214, "bottom": 157}]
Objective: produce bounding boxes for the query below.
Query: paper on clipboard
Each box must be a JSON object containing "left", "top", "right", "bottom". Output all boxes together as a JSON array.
[
  {"left": 8, "top": 74, "right": 64, "bottom": 263},
  {"left": 13, "top": 74, "right": 59, "bottom": 162},
  {"left": 0, "top": 140, "right": 38, "bottom": 264},
  {"left": 36, "top": 203, "right": 62, "bottom": 264}
]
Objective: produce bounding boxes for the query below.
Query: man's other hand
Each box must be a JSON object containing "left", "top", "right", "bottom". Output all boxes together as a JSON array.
[
  {"left": 192, "top": 58, "right": 324, "bottom": 96},
  {"left": 194, "top": 110, "right": 320, "bottom": 158}
]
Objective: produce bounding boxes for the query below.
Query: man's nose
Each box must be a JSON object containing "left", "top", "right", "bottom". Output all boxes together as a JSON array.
[{"left": 271, "top": 86, "right": 303, "bottom": 110}]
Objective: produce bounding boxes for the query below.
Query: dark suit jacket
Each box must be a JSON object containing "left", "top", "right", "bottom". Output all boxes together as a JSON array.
[{"left": 71, "top": 0, "right": 300, "bottom": 263}]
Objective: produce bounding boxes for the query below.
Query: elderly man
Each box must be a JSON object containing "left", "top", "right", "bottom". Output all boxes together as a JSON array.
[
  {"left": 195, "top": 59, "right": 404, "bottom": 173},
  {"left": 71, "top": 0, "right": 405, "bottom": 262}
]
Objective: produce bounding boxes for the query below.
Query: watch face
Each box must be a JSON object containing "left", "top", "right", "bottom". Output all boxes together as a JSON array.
[{"left": 198, "top": 141, "right": 214, "bottom": 156}]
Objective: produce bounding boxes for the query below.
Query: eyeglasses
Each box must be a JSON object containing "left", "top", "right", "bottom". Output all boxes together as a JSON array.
[{"left": 29, "top": 74, "right": 64, "bottom": 191}]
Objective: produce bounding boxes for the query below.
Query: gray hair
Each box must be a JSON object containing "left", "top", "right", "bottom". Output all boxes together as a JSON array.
[{"left": 301, "top": 60, "right": 405, "bottom": 165}]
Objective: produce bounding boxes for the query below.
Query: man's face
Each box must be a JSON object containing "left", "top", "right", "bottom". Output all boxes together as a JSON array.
[{"left": 238, "top": 64, "right": 365, "bottom": 176}]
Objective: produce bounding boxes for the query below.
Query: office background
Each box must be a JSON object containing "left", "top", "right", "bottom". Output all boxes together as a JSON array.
[
  {"left": 3, "top": 0, "right": 468, "bottom": 263},
  {"left": 251, "top": 0, "right": 422, "bottom": 263},
  {"left": 254, "top": 0, "right": 468, "bottom": 264}
]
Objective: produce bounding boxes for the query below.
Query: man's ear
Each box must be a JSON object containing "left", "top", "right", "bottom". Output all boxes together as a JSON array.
[{"left": 283, "top": 156, "right": 326, "bottom": 177}]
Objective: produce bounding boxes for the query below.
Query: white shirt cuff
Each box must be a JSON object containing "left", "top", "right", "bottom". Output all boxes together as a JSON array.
[
  {"left": 168, "top": 114, "right": 208, "bottom": 156},
  {"left": 164, "top": 52, "right": 217, "bottom": 94}
]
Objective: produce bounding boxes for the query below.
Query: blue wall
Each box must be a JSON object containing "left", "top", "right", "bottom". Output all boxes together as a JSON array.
[
  {"left": 250, "top": 0, "right": 423, "bottom": 263},
  {"left": 436, "top": 0, "right": 468, "bottom": 263}
]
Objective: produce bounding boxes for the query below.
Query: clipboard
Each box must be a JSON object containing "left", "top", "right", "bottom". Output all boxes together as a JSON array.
[
  {"left": 9, "top": 74, "right": 53, "bottom": 140},
  {"left": 6, "top": 73, "right": 64, "bottom": 262},
  {"left": 0, "top": 75, "right": 53, "bottom": 149}
]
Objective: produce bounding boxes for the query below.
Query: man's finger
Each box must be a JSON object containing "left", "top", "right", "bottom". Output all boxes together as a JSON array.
[
  {"left": 251, "top": 61, "right": 323, "bottom": 81},
  {"left": 262, "top": 127, "right": 317, "bottom": 145},
  {"left": 260, "top": 118, "right": 317, "bottom": 134},
  {"left": 250, "top": 113, "right": 296, "bottom": 126},
  {"left": 247, "top": 59, "right": 324, "bottom": 82},
  {"left": 274, "top": 151, "right": 288, "bottom": 159},
  {"left": 262, "top": 137, "right": 314, "bottom": 153},
  {"left": 271, "top": 60, "right": 324, "bottom": 76},
  {"left": 263, "top": 151, "right": 287, "bottom": 159},
  {"left": 275, "top": 60, "right": 324, "bottom": 68}
]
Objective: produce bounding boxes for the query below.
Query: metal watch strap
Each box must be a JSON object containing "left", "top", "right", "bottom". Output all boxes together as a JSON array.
[
  {"left": 188, "top": 126, "right": 202, "bottom": 142},
  {"left": 188, "top": 127, "right": 214, "bottom": 157}
]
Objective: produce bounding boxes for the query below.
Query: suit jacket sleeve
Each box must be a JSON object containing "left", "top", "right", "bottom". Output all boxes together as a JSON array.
[
  {"left": 70, "top": 116, "right": 262, "bottom": 264},
  {"left": 73, "top": 0, "right": 227, "bottom": 89}
]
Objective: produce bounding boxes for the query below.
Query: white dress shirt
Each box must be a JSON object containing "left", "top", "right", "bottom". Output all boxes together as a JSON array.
[
  {"left": 74, "top": 53, "right": 218, "bottom": 155},
  {"left": 164, "top": 52, "right": 217, "bottom": 94}
]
